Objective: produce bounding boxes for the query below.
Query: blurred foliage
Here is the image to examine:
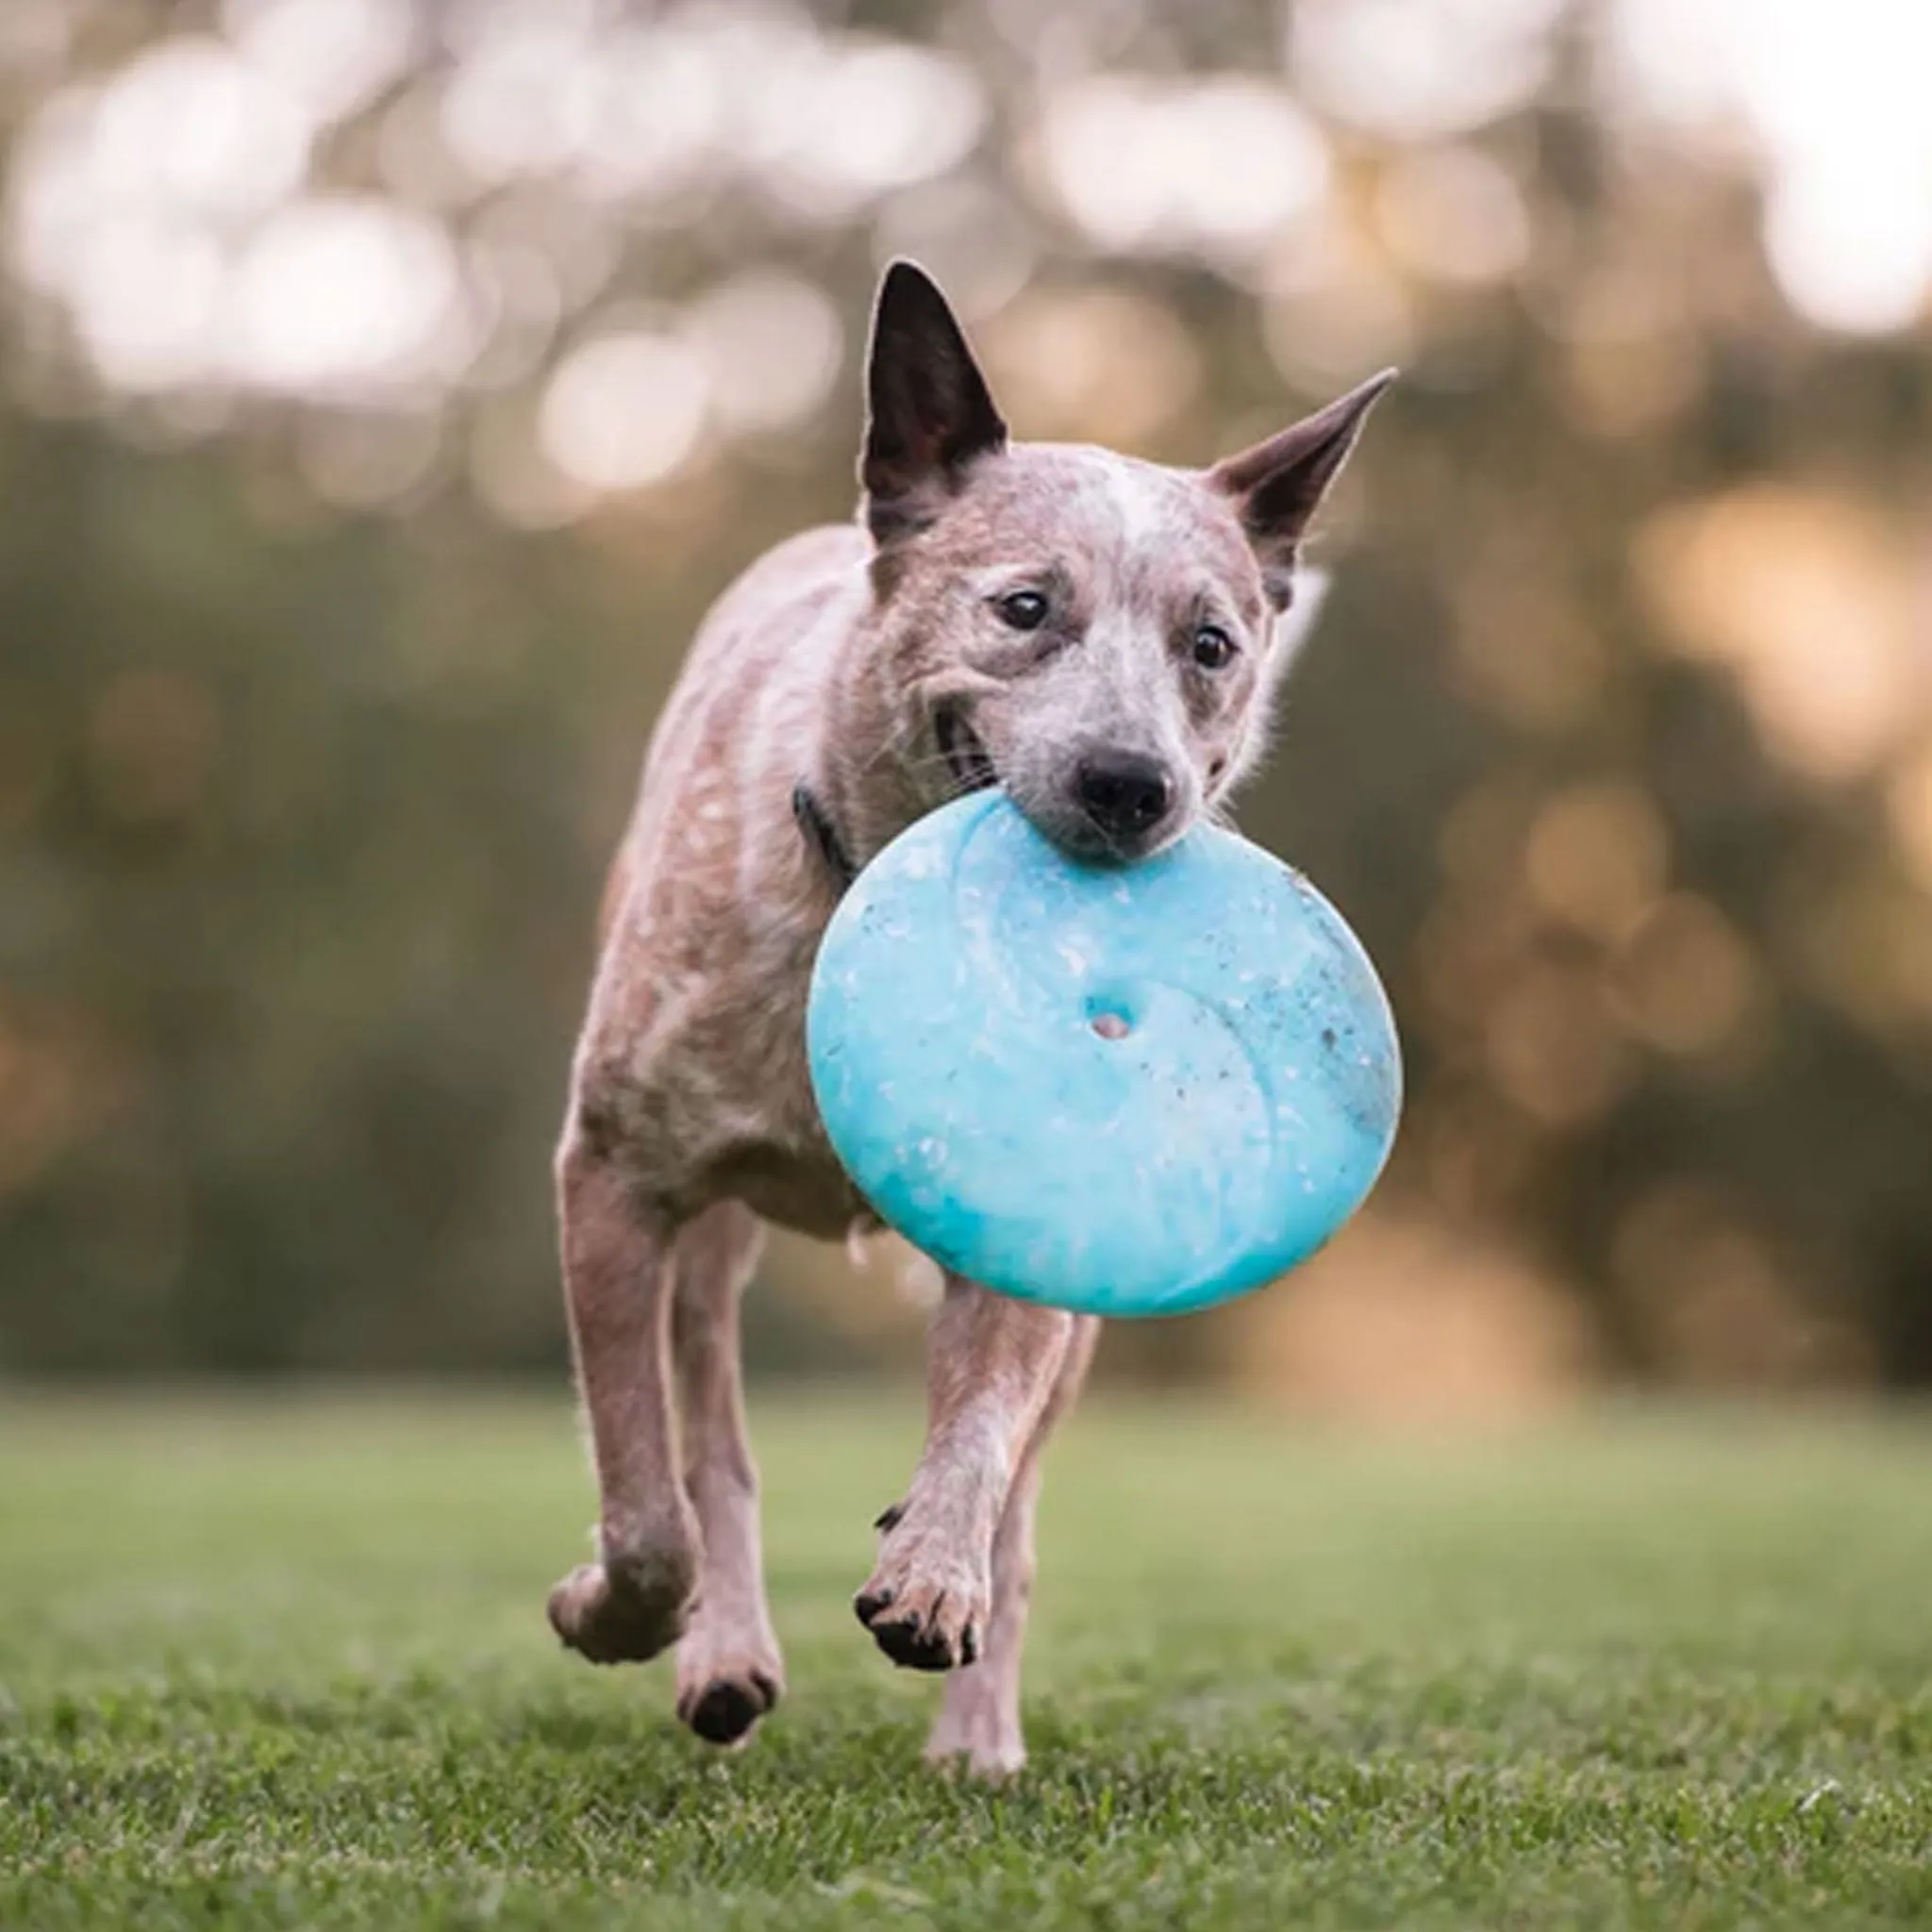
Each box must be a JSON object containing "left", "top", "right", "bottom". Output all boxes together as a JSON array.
[{"left": 2, "top": 0, "right": 1931, "bottom": 1394}]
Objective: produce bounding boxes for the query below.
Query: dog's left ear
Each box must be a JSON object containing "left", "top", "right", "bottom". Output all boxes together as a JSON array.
[
  {"left": 861, "top": 259, "right": 1008, "bottom": 545},
  {"left": 1208, "top": 370, "right": 1396, "bottom": 610}
]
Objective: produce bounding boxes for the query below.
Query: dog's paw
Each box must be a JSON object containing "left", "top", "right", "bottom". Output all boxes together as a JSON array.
[
  {"left": 547, "top": 1543, "right": 697, "bottom": 1666},
  {"left": 926, "top": 1728, "right": 1026, "bottom": 1779},
  {"left": 675, "top": 1618, "right": 784, "bottom": 1747},
  {"left": 854, "top": 1543, "right": 988, "bottom": 1673},
  {"left": 925, "top": 1674, "right": 1026, "bottom": 1779}
]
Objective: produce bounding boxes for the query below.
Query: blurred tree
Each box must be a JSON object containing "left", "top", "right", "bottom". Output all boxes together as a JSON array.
[{"left": 2, "top": 0, "right": 1930, "bottom": 1395}]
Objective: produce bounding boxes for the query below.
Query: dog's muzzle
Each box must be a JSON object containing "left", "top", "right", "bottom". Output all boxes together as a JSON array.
[
  {"left": 792, "top": 781, "right": 857, "bottom": 893},
  {"left": 936, "top": 707, "right": 996, "bottom": 795}
]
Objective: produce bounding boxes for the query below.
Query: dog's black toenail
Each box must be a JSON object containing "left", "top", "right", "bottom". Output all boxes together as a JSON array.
[
  {"left": 871, "top": 1612, "right": 958, "bottom": 1674},
  {"left": 894, "top": 1640, "right": 954, "bottom": 1674},
  {"left": 960, "top": 1627, "right": 979, "bottom": 1666},
  {"left": 874, "top": 1501, "right": 907, "bottom": 1533},
  {"left": 855, "top": 1590, "right": 892, "bottom": 1625}
]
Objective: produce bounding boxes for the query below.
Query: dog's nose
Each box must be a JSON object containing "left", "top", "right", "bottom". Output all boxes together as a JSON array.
[{"left": 1074, "top": 751, "right": 1174, "bottom": 841}]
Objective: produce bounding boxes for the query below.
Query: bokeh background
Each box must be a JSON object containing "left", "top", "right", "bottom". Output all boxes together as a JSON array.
[{"left": 3, "top": 0, "right": 1929, "bottom": 1417}]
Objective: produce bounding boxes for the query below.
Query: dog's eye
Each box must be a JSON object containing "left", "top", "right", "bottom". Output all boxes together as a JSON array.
[
  {"left": 995, "top": 590, "right": 1050, "bottom": 631},
  {"left": 1192, "top": 624, "right": 1238, "bottom": 670}
]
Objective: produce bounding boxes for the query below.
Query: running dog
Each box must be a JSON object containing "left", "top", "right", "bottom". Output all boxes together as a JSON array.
[{"left": 547, "top": 258, "right": 1392, "bottom": 1774}]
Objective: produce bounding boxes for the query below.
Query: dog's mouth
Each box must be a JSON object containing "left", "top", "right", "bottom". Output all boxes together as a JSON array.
[{"left": 935, "top": 707, "right": 997, "bottom": 795}]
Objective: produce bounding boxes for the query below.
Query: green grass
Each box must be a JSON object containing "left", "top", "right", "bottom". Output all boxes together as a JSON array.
[{"left": 4, "top": 1392, "right": 1932, "bottom": 1929}]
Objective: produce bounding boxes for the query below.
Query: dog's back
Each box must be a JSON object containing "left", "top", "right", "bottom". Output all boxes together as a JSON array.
[
  {"left": 596, "top": 524, "right": 868, "bottom": 941},
  {"left": 575, "top": 521, "right": 875, "bottom": 1234}
]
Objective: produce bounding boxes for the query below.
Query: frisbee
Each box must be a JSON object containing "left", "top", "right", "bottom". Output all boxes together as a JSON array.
[{"left": 805, "top": 790, "right": 1401, "bottom": 1319}]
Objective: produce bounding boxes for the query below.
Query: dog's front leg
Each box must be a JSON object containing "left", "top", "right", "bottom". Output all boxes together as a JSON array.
[
  {"left": 547, "top": 1131, "right": 700, "bottom": 1664},
  {"left": 856, "top": 1274, "right": 1075, "bottom": 1674},
  {"left": 925, "top": 1312, "right": 1099, "bottom": 1776}
]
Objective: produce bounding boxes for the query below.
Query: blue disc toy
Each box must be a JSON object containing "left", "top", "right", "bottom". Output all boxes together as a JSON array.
[{"left": 806, "top": 791, "right": 1401, "bottom": 1319}]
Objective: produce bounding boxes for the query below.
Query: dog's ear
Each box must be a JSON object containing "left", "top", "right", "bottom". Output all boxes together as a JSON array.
[
  {"left": 1208, "top": 370, "right": 1395, "bottom": 609},
  {"left": 860, "top": 259, "right": 1008, "bottom": 545}
]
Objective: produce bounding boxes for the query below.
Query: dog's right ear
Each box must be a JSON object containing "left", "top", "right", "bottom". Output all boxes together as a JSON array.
[
  {"left": 1208, "top": 370, "right": 1395, "bottom": 611},
  {"left": 860, "top": 260, "right": 1008, "bottom": 546}
]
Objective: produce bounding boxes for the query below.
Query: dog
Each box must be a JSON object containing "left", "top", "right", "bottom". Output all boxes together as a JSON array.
[{"left": 547, "top": 258, "right": 1392, "bottom": 1775}]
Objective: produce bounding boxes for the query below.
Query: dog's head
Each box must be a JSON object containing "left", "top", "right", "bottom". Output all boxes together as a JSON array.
[{"left": 858, "top": 261, "right": 1392, "bottom": 863}]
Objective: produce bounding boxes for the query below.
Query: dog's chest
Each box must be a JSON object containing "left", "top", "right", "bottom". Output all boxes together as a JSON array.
[
  {"left": 587, "top": 954, "right": 870, "bottom": 1239},
  {"left": 711, "top": 1137, "right": 874, "bottom": 1241},
  {"left": 705, "top": 1013, "right": 872, "bottom": 1238}
]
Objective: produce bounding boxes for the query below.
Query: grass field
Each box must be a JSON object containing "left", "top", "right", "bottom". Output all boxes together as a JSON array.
[{"left": 4, "top": 1392, "right": 1932, "bottom": 1929}]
